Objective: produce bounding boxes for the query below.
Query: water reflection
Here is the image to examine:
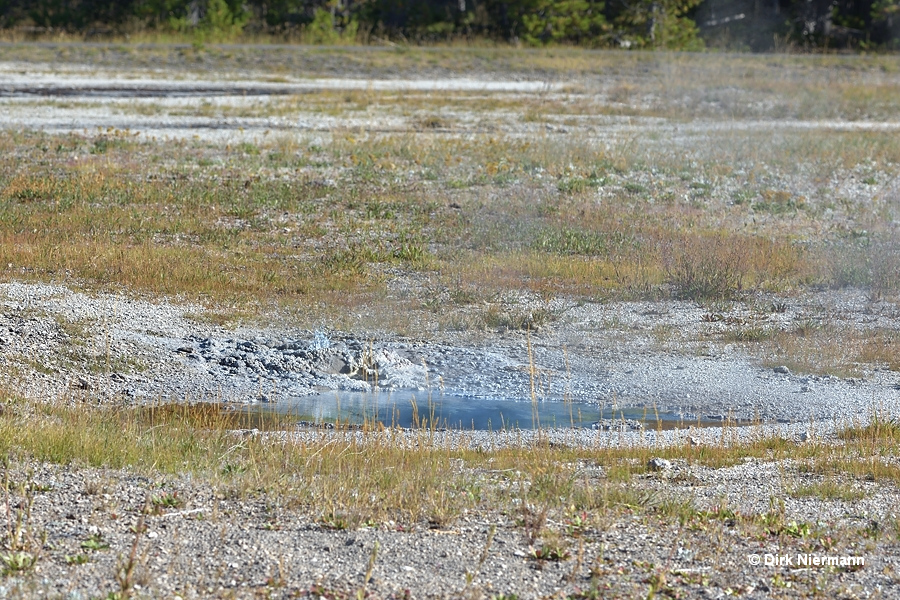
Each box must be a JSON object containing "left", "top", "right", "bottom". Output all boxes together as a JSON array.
[{"left": 257, "top": 390, "right": 713, "bottom": 431}]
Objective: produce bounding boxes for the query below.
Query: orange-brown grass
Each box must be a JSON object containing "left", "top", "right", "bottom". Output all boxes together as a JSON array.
[{"left": 0, "top": 116, "right": 890, "bottom": 334}]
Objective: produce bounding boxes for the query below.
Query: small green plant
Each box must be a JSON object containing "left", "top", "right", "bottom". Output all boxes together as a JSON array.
[
  {"left": 392, "top": 236, "right": 428, "bottom": 265},
  {"left": 557, "top": 175, "right": 604, "bottom": 194},
  {"left": 320, "top": 513, "right": 350, "bottom": 530},
  {"left": 730, "top": 188, "right": 755, "bottom": 205},
  {"left": 771, "top": 573, "right": 792, "bottom": 588},
  {"left": 0, "top": 551, "right": 36, "bottom": 575},
  {"left": 760, "top": 497, "right": 786, "bottom": 534},
  {"left": 150, "top": 492, "right": 182, "bottom": 513},
  {"left": 645, "top": 569, "right": 674, "bottom": 599},
  {"left": 657, "top": 496, "right": 700, "bottom": 525},
  {"left": 689, "top": 180, "right": 712, "bottom": 197},
  {"left": 753, "top": 189, "right": 803, "bottom": 214},
  {"left": 65, "top": 553, "right": 90, "bottom": 565},
  {"left": 238, "top": 142, "right": 260, "bottom": 156},
  {"left": 221, "top": 463, "right": 247, "bottom": 475},
  {"left": 81, "top": 533, "right": 110, "bottom": 551},
  {"left": 703, "top": 504, "right": 737, "bottom": 523},
  {"left": 365, "top": 200, "right": 395, "bottom": 220},
  {"left": 127, "top": 520, "right": 147, "bottom": 534},
  {"left": 781, "top": 520, "right": 811, "bottom": 538},
  {"left": 262, "top": 519, "right": 280, "bottom": 531},
  {"left": 90, "top": 137, "right": 109, "bottom": 154},
  {"left": 564, "top": 510, "right": 590, "bottom": 536},
  {"left": 530, "top": 543, "right": 571, "bottom": 561}
]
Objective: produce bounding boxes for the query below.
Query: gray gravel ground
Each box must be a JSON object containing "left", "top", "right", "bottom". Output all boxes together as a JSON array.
[
  {"left": 3, "top": 282, "right": 900, "bottom": 597},
  {"left": 2, "top": 281, "right": 898, "bottom": 426},
  {"left": 1, "top": 451, "right": 899, "bottom": 599}
]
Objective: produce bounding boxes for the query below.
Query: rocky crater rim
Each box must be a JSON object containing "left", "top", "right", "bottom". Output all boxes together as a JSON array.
[{"left": 2, "top": 281, "right": 899, "bottom": 430}]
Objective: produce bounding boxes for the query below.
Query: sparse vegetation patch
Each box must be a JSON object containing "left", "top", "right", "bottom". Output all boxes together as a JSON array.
[{"left": 0, "top": 45, "right": 899, "bottom": 598}]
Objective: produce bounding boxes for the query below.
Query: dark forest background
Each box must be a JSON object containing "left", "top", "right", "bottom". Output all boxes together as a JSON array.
[{"left": 0, "top": 0, "right": 897, "bottom": 50}]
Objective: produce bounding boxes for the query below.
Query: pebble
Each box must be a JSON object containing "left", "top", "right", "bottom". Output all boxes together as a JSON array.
[{"left": 647, "top": 457, "right": 672, "bottom": 471}]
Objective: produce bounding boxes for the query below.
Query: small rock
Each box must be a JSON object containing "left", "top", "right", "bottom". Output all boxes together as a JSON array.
[
  {"left": 774, "top": 366, "right": 791, "bottom": 375},
  {"left": 799, "top": 431, "right": 809, "bottom": 442},
  {"left": 591, "top": 419, "right": 644, "bottom": 431},
  {"left": 647, "top": 457, "right": 671, "bottom": 471},
  {"left": 77, "top": 377, "right": 91, "bottom": 390},
  {"left": 326, "top": 355, "right": 351, "bottom": 375},
  {"left": 176, "top": 346, "right": 193, "bottom": 354}
]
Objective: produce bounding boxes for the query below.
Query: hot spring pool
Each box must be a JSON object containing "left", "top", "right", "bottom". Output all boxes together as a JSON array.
[{"left": 251, "top": 390, "right": 721, "bottom": 431}]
